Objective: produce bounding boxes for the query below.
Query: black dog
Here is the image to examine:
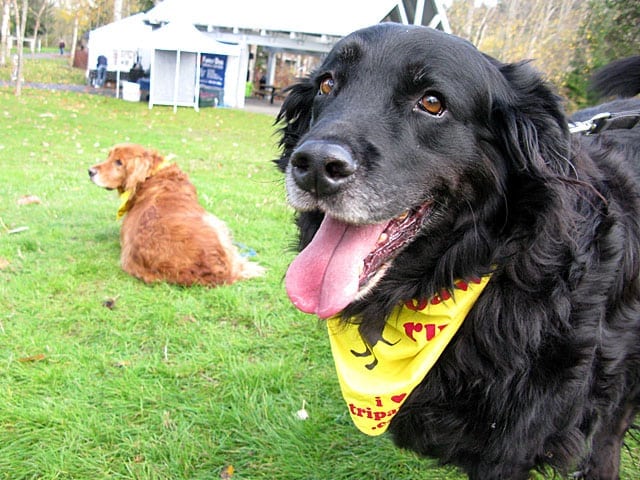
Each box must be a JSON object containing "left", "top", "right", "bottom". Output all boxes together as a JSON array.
[
  {"left": 276, "top": 24, "right": 640, "bottom": 479},
  {"left": 590, "top": 55, "right": 640, "bottom": 100}
]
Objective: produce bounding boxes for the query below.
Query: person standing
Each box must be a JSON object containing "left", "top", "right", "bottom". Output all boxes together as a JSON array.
[
  {"left": 95, "top": 54, "right": 108, "bottom": 88},
  {"left": 58, "top": 40, "right": 65, "bottom": 55}
]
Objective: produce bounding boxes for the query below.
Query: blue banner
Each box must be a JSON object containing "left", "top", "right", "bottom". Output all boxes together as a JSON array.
[{"left": 200, "top": 53, "right": 227, "bottom": 89}]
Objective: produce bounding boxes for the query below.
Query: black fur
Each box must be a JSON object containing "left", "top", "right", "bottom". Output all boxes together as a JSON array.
[
  {"left": 590, "top": 55, "right": 640, "bottom": 100},
  {"left": 276, "top": 24, "right": 640, "bottom": 479}
]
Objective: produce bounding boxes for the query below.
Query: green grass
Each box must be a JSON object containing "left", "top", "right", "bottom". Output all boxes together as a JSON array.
[
  {"left": 0, "top": 54, "right": 86, "bottom": 84},
  {"left": 1, "top": 60, "right": 638, "bottom": 480},
  {"left": 0, "top": 85, "right": 459, "bottom": 479}
]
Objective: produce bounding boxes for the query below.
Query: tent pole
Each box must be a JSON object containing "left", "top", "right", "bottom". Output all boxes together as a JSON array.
[
  {"left": 115, "top": 50, "right": 120, "bottom": 98},
  {"left": 173, "top": 49, "right": 180, "bottom": 113},
  {"left": 266, "top": 51, "right": 276, "bottom": 87},
  {"left": 149, "top": 50, "right": 154, "bottom": 109},
  {"left": 195, "top": 51, "right": 201, "bottom": 112}
]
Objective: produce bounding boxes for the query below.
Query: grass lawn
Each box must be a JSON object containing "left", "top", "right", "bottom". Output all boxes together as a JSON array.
[
  {"left": 0, "top": 62, "right": 638, "bottom": 479},
  {"left": 0, "top": 54, "right": 86, "bottom": 85},
  {"left": 0, "top": 80, "right": 457, "bottom": 479}
]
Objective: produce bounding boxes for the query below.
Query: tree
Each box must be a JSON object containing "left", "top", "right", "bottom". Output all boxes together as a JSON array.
[
  {"left": 113, "top": 0, "right": 122, "bottom": 22},
  {"left": 1, "top": 0, "right": 10, "bottom": 67},
  {"left": 55, "top": 0, "right": 92, "bottom": 66},
  {"left": 30, "top": 0, "right": 49, "bottom": 52},
  {"left": 11, "top": 0, "right": 28, "bottom": 95},
  {"left": 573, "top": 0, "right": 640, "bottom": 70},
  {"left": 447, "top": 0, "right": 588, "bottom": 86},
  {"left": 565, "top": 0, "right": 640, "bottom": 105},
  {"left": 52, "top": 0, "right": 151, "bottom": 62},
  {"left": 444, "top": 0, "right": 636, "bottom": 108}
]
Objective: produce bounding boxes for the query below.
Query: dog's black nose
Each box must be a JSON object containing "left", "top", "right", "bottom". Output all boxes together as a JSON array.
[
  {"left": 88, "top": 168, "right": 96, "bottom": 178},
  {"left": 290, "top": 141, "right": 356, "bottom": 196}
]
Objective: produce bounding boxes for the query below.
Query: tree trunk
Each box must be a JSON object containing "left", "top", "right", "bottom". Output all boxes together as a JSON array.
[
  {"left": 12, "top": 0, "right": 28, "bottom": 96},
  {"left": 0, "top": 0, "right": 10, "bottom": 67},
  {"left": 31, "top": 0, "right": 46, "bottom": 53},
  {"left": 68, "top": 12, "right": 78, "bottom": 67},
  {"left": 113, "top": 0, "right": 122, "bottom": 22}
]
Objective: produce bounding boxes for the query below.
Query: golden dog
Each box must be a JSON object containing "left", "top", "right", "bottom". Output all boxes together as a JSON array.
[{"left": 89, "top": 143, "right": 264, "bottom": 286}]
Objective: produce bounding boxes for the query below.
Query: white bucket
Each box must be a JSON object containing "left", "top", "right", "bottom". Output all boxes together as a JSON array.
[{"left": 122, "top": 81, "right": 140, "bottom": 102}]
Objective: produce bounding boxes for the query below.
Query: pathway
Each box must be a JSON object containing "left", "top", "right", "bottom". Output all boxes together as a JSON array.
[{"left": 0, "top": 79, "right": 283, "bottom": 117}]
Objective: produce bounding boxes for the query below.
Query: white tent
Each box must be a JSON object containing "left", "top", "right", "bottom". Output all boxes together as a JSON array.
[
  {"left": 87, "top": 13, "right": 153, "bottom": 75},
  {"left": 88, "top": 1, "right": 449, "bottom": 109},
  {"left": 144, "top": 0, "right": 450, "bottom": 41},
  {"left": 149, "top": 21, "right": 246, "bottom": 111},
  {"left": 143, "top": 0, "right": 450, "bottom": 96}
]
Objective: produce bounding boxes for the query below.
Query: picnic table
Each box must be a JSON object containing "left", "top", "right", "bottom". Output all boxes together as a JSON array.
[{"left": 254, "top": 84, "right": 280, "bottom": 104}]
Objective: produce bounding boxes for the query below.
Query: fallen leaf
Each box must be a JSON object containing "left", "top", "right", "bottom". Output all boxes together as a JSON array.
[
  {"left": 179, "top": 315, "right": 197, "bottom": 324},
  {"left": 18, "top": 353, "right": 46, "bottom": 363},
  {"left": 0, "top": 258, "right": 9, "bottom": 270},
  {"left": 220, "top": 465, "right": 234, "bottom": 479},
  {"left": 17, "top": 195, "right": 41, "bottom": 206}
]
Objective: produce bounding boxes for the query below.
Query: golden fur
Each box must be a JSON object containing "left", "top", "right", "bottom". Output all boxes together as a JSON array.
[{"left": 89, "top": 143, "right": 264, "bottom": 286}]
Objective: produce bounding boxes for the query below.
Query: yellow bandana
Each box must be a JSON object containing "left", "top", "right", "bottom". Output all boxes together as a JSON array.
[
  {"left": 116, "top": 190, "right": 131, "bottom": 220},
  {"left": 327, "top": 275, "right": 490, "bottom": 436},
  {"left": 115, "top": 160, "right": 171, "bottom": 220}
]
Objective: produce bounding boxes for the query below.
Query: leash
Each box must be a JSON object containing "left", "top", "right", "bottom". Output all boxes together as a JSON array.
[{"left": 569, "top": 110, "right": 640, "bottom": 135}]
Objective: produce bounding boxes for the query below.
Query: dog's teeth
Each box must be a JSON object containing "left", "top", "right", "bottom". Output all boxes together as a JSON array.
[
  {"left": 359, "top": 261, "right": 365, "bottom": 275},
  {"left": 396, "top": 212, "right": 409, "bottom": 221},
  {"left": 377, "top": 233, "right": 388, "bottom": 244}
]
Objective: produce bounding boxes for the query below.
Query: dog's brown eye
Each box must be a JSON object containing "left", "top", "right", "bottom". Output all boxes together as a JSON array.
[
  {"left": 115, "top": 159, "right": 123, "bottom": 167},
  {"left": 319, "top": 77, "right": 334, "bottom": 95},
  {"left": 417, "top": 93, "right": 445, "bottom": 116}
]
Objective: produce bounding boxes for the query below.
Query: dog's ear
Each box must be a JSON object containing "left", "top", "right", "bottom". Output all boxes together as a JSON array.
[
  {"left": 122, "top": 147, "right": 157, "bottom": 194},
  {"left": 275, "top": 80, "right": 317, "bottom": 172},
  {"left": 489, "top": 59, "right": 572, "bottom": 177},
  {"left": 148, "top": 148, "right": 166, "bottom": 170}
]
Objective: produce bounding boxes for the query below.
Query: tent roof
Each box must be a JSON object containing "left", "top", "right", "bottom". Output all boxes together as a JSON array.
[
  {"left": 151, "top": 21, "right": 241, "bottom": 55},
  {"left": 144, "top": 0, "right": 401, "bottom": 37},
  {"left": 89, "top": 12, "right": 152, "bottom": 50}
]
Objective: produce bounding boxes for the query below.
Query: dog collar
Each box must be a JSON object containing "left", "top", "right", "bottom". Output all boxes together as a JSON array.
[
  {"left": 327, "top": 275, "right": 491, "bottom": 436},
  {"left": 116, "top": 160, "right": 171, "bottom": 220}
]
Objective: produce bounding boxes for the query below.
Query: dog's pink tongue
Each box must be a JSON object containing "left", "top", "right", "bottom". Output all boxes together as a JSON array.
[{"left": 286, "top": 216, "right": 387, "bottom": 319}]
